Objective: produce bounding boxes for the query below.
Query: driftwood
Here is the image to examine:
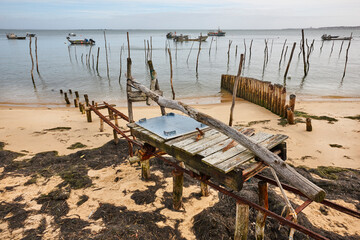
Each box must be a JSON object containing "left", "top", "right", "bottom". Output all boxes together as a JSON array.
[
  {"left": 128, "top": 79, "right": 326, "bottom": 202},
  {"left": 229, "top": 54, "right": 244, "bottom": 126}
]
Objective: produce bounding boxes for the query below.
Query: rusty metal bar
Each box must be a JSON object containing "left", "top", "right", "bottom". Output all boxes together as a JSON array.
[
  {"left": 103, "top": 101, "right": 130, "bottom": 122},
  {"left": 286, "top": 199, "right": 313, "bottom": 221},
  {"left": 253, "top": 174, "right": 360, "bottom": 219}
]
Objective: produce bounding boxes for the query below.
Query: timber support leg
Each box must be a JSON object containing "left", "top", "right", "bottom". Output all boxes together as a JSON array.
[
  {"left": 255, "top": 181, "right": 268, "bottom": 240},
  {"left": 141, "top": 160, "right": 150, "bottom": 180},
  {"left": 99, "top": 119, "right": 104, "bottom": 132},
  {"left": 139, "top": 143, "right": 156, "bottom": 180},
  {"left": 113, "top": 129, "right": 119, "bottom": 145},
  {"left": 200, "top": 182, "right": 209, "bottom": 197},
  {"left": 86, "top": 108, "right": 92, "bottom": 122},
  {"left": 234, "top": 201, "right": 249, "bottom": 240},
  {"left": 172, "top": 167, "right": 184, "bottom": 210}
]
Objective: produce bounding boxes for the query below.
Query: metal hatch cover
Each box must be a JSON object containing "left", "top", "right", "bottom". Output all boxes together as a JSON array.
[{"left": 135, "top": 113, "right": 208, "bottom": 140}]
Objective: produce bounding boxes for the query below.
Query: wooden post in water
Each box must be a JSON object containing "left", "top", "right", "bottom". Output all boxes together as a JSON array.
[
  {"left": 60, "top": 89, "right": 63, "bottom": 94},
  {"left": 104, "top": 31, "right": 109, "bottom": 78},
  {"left": 229, "top": 54, "right": 244, "bottom": 126},
  {"left": 74, "top": 99, "right": 78, "bottom": 107},
  {"left": 126, "top": 32, "right": 134, "bottom": 123},
  {"left": 289, "top": 94, "right": 296, "bottom": 112},
  {"left": 329, "top": 41, "right": 334, "bottom": 57},
  {"left": 64, "top": 93, "right": 70, "bottom": 105},
  {"left": 301, "top": 29, "right": 307, "bottom": 76},
  {"left": 227, "top": 40, "right": 232, "bottom": 66},
  {"left": 342, "top": 33, "right": 353, "bottom": 80},
  {"left": 209, "top": 37, "right": 214, "bottom": 56},
  {"left": 172, "top": 162, "right": 184, "bottom": 210},
  {"left": 284, "top": 42, "right": 297, "bottom": 79},
  {"left": 235, "top": 45, "right": 238, "bottom": 59},
  {"left": 29, "top": 37, "right": 36, "bottom": 87},
  {"left": 96, "top": 47, "right": 100, "bottom": 72},
  {"left": 186, "top": 41, "right": 195, "bottom": 64},
  {"left": 306, "top": 118, "right": 312, "bottom": 131},
  {"left": 81, "top": 53, "right": 84, "bottom": 64},
  {"left": 248, "top": 39, "right": 253, "bottom": 64},
  {"left": 255, "top": 181, "right": 268, "bottom": 240},
  {"left": 35, "top": 37, "right": 40, "bottom": 74},
  {"left": 234, "top": 202, "right": 249, "bottom": 240},
  {"left": 75, "top": 91, "right": 79, "bottom": 99},
  {"left": 338, "top": 40, "right": 344, "bottom": 57},
  {"left": 196, "top": 36, "right": 202, "bottom": 76},
  {"left": 168, "top": 48, "right": 175, "bottom": 100},
  {"left": 119, "top": 45, "right": 123, "bottom": 82}
]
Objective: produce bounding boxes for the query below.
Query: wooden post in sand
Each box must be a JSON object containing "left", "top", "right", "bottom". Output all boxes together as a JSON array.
[
  {"left": 74, "top": 99, "right": 78, "bottom": 107},
  {"left": 289, "top": 94, "right": 296, "bottom": 112},
  {"left": 229, "top": 54, "right": 244, "bottom": 126},
  {"left": 306, "top": 118, "right": 312, "bottom": 131},
  {"left": 287, "top": 107, "right": 295, "bottom": 125},
  {"left": 200, "top": 182, "right": 209, "bottom": 197},
  {"left": 64, "top": 93, "right": 70, "bottom": 105},
  {"left": 84, "top": 94, "right": 89, "bottom": 107},
  {"left": 255, "top": 181, "right": 268, "bottom": 240},
  {"left": 86, "top": 108, "right": 92, "bottom": 122},
  {"left": 172, "top": 162, "right": 184, "bottom": 210},
  {"left": 99, "top": 119, "right": 104, "bottom": 132},
  {"left": 75, "top": 91, "right": 79, "bottom": 99},
  {"left": 113, "top": 129, "right": 119, "bottom": 145},
  {"left": 141, "top": 159, "right": 150, "bottom": 180},
  {"left": 234, "top": 202, "right": 249, "bottom": 240},
  {"left": 280, "top": 87, "right": 287, "bottom": 118}
]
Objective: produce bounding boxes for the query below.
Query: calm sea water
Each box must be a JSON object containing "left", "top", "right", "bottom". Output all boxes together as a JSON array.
[{"left": 0, "top": 28, "right": 359, "bottom": 106}]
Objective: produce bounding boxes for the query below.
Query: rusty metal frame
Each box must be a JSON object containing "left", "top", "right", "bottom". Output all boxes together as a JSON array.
[{"left": 87, "top": 104, "right": 360, "bottom": 240}]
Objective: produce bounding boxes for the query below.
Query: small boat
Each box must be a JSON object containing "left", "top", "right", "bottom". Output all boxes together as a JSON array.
[
  {"left": 166, "top": 32, "right": 175, "bottom": 39},
  {"left": 68, "top": 33, "right": 76, "bottom": 37},
  {"left": 173, "top": 35, "right": 208, "bottom": 42},
  {"left": 66, "top": 36, "right": 95, "bottom": 45},
  {"left": 321, "top": 34, "right": 352, "bottom": 41},
  {"left": 26, "top": 33, "right": 36, "bottom": 37},
  {"left": 208, "top": 28, "right": 226, "bottom": 37},
  {"left": 6, "top": 33, "right": 26, "bottom": 40}
]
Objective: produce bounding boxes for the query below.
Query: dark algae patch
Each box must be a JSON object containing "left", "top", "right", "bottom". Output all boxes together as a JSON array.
[
  {"left": 329, "top": 144, "right": 344, "bottom": 148},
  {"left": 43, "top": 127, "right": 71, "bottom": 131},
  {"left": 76, "top": 195, "right": 89, "bottom": 206},
  {"left": 344, "top": 115, "right": 360, "bottom": 121},
  {"left": 295, "top": 110, "right": 338, "bottom": 123},
  {"left": 59, "top": 166, "right": 92, "bottom": 189},
  {"left": 0, "top": 202, "right": 30, "bottom": 230},
  {"left": 67, "top": 142, "right": 87, "bottom": 149}
]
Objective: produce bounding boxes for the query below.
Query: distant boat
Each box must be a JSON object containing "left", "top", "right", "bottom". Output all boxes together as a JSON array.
[
  {"left": 66, "top": 36, "right": 95, "bottom": 45},
  {"left": 26, "top": 33, "right": 36, "bottom": 37},
  {"left": 321, "top": 34, "right": 352, "bottom": 41},
  {"left": 6, "top": 33, "right": 26, "bottom": 40},
  {"left": 173, "top": 35, "right": 208, "bottom": 42},
  {"left": 166, "top": 32, "right": 175, "bottom": 39},
  {"left": 208, "top": 28, "right": 226, "bottom": 37},
  {"left": 68, "top": 33, "right": 76, "bottom": 37}
]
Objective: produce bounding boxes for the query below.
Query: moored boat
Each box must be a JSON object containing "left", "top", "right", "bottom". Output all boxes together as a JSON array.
[
  {"left": 321, "top": 34, "right": 352, "bottom": 41},
  {"left": 68, "top": 33, "right": 76, "bottom": 37},
  {"left": 166, "top": 32, "right": 175, "bottom": 39},
  {"left": 173, "top": 35, "right": 208, "bottom": 42},
  {"left": 6, "top": 33, "right": 26, "bottom": 40},
  {"left": 26, "top": 33, "right": 36, "bottom": 37},
  {"left": 208, "top": 28, "right": 226, "bottom": 37},
  {"left": 66, "top": 36, "right": 95, "bottom": 45}
]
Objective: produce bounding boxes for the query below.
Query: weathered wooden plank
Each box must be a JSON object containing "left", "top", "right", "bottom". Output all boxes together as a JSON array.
[
  {"left": 202, "top": 132, "right": 273, "bottom": 166},
  {"left": 171, "top": 129, "right": 218, "bottom": 149},
  {"left": 165, "top": 127, "right": 211, "bottom": 146},
  {"left": 196, "top": 128, "right": 255, "bottom": 157},
  {"left": 215, "top": 134, "right": 289, "bottom": 173},
  {"left": 183, "top": 132, "right": 228, "bottom": 153},
  {"left": 132, "top": 126, "right": 166, "bottom": 143}
]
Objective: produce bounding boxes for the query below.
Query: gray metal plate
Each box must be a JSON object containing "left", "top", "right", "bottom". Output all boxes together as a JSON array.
[{"left": 135, "top": 113, "right": 208, "bottom": 140}]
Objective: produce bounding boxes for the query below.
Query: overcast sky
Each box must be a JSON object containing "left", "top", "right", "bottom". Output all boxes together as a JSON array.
[{"left": 0, "top": 0, "right": 359, "bottom": 29}]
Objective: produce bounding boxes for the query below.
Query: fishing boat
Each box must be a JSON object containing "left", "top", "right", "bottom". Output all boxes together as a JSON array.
[
  {"left": 68, "top": 33, "right": 76, "bottom": 37},
  {"left": 66, "top": 36, "right": 95, "bottom": 45},
  {"left": 6, "top": 33, "right": 26, "bottom": 40},
  {"left": 208, "top": 28, "right": 226, "bottom": 37},
  {"left": 173, "top": 35, "right": 208, "bottom": 42},
  {"left": 321, "top": 34, "right": 352, "bottom": 41},
  {"left": 166, "top": 32, "right": 175, "bottom": 39}
]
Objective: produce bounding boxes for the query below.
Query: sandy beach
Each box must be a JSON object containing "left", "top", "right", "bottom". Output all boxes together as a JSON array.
[{"left": 0, "top": 99, "right": 359, "bottom": 239}]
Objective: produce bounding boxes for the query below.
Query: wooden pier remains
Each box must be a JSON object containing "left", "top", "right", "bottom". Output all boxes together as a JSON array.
[{"left": 221, "top": 74, "right": 290, "bottom": 118}]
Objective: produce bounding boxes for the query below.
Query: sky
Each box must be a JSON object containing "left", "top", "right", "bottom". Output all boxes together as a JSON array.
[{"left": 0, "top": 0, "right": 359, "bottom": 29}]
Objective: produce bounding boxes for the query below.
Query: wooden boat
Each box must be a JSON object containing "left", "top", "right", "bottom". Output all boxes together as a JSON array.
[
  {"left": 208, "top": 28, "right": 226, "bottom": 37},
  {"left": 26, "top": 33, "right": 36, "bottom": 37},
  {"left": 68, "top": 33, "right": 76, "bottom": 37},
  {"left": 166, "top": 32, "right": 175, "bottom": 39},
  {"left": 66, "top": 36, "right": 95, "bottom": 45},
  {"left": 6, "top": 33, "right": 26, "bottom": 40},
  {"left": 173, "top": 35, "right": 208, "bottom": 42},
  {"left": 321, "top": 34, "right": 352, "bottom": 41}
]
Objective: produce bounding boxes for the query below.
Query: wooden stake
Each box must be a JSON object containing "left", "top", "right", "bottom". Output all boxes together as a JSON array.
[
  {"left": 200, "top": 182, "right": 209, "bottom": 197},
  {"left": 119, "top": 45, "right": 123, "bottom": 82},
  {"left": 64, "top": 93, "right": 70, "bottom": 105},
  {"left": 74, "top": 98, "right": 78, "bottom": 107},
  {"left": 338, "top": 40, "right": 344, "bottom": 57},
  {"left": 306, "top": 118, "right": 312, "bottom": 131},
  {"left": 279, "top": 39, "right": 287, "bottom": 68},
  {"left": 99, "top": 119, "right": 104, "bottom": 132},
  {"left": 280, "top": 87, "right": 286, "bottom": 117},
  {"left": 209, "top": 37, "right": 214, "bottom": 56},
  {"left": 114, "top": 115, "right": 119, "bottom": 127},
  {"left": 227, "top": 40, "right": 232, "bottom": 66},
  {"left": 28, "top": 37, "right": 35, "bottom": 87},
  {"left": 86, "top": 108, "right": 92, "bottom": 122},
  {"left": 113, "top": 129, "right": 119, "bottom": 145},
  {"left": 229, "top": 54, "right": 244, "bottom": 126},
  {"left": 96, "top": 47, "right": 100, "bottom": 72},
  {"left": 342, "top": 33, "right": 353, "bottom": 80},
  {"left": 287, "top": 108, "right": 295, "bottom": 125},
  {"left": 126, "top": 32, "right": 134, "bottom": 123},
  {"left": 289, "top": 94, "right": 296, "bottom": 112},
  {"left": 255, "top": 181, "right": 268, "bottom": 240},
  {"left": 329, "top": 41, "right": 334, "bottom": 57},
  {"left": 284, "top": 42, "right": 297, "bottom": 79},
  {"left": 84, "top": 94, "right": 89, "bottom": 107},
  {"left": 196, "top": 36, "right": 202, "bottom": 76},
  {"left": 248, "top": 39, "right": 253, "bottom": 63},
  {"left": 79, "top": 102, "right": 83, "bottom": 112},
  {"left": 60, "top": 89, "right": 63, "bottom": 94},
  {"left": 104, "top": 31, "right": 109, "bottom": 78},
  {"left": 168, "top": 48, "right": 175, "bottom": 100},
  {"left": 141, "top": 159, "right": 150, "bottom": 180},
  {"left": 301, "top": 29, "right": 307, "bottom": 76},
  {"left": 186, "top": 41, "right": 195, "bottom": 64},
  {"left": 35, "top": 37, "right": 40, "bottom": 74},
  {"left": 234, "top": 202, "right": 249, "bottom": 240},
  {"left": 75, "top": 91, "right": 79, "bottom": 99},
  {"left": 172, "top": 164, "right": 184, "bottom": 210}
]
